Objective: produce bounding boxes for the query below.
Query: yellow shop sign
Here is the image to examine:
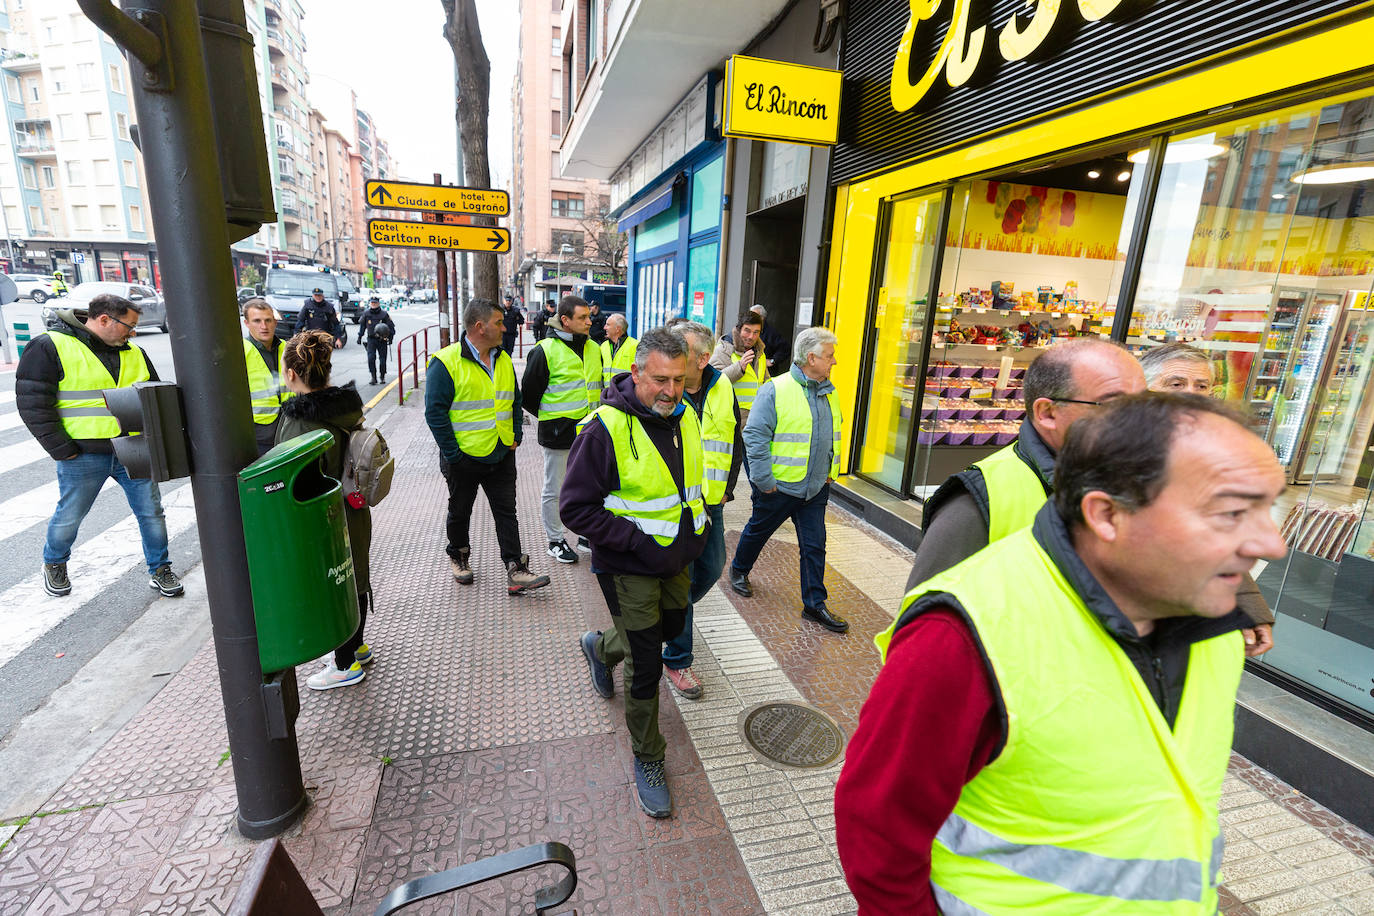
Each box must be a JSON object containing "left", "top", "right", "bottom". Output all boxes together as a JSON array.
[
  {"left": 891, "top": 0, "right": 1130, "bottom": 113},
  {"left": 724, "top": 55, "right": 843, "bottom": 146}
]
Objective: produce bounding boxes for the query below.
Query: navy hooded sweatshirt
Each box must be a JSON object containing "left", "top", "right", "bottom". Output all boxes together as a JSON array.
[{"left": 560, "top": 371, "right": 708, "bottom": 578}]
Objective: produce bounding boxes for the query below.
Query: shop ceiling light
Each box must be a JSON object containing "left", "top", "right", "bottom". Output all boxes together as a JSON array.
[
  {"left": 1289, "top": 162, "right": 1374, "bottom": 185},
  {"left": 1127, "top": 142, "right": 1229, "bottom": 164},
  {"left": 1087, "top": 169, "right": 1101, "bottom": 179},
  {"left": 1116, "top": 170, "right": 1132, "bottom": 182}
]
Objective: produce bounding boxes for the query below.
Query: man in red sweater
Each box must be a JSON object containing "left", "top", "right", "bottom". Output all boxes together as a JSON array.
[{"left": 835, "top": 394, "right": 1287, "bottom": 913}]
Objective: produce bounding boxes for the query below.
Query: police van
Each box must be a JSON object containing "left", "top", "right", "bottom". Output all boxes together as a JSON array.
[{"left": 262, "top": 264, "right": 359, "bottom": 340}]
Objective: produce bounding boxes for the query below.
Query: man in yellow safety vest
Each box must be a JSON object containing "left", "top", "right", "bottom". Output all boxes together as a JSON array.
[
  {"left": 521, "top": 295, "right": 603, "bottom": 563},
  {"left": 427, "top": 298, "right": 551, "bottom": 595},
  {"left": 600, "top": 313, "right": 637, "bottom": 386},
  {"left": 241, "top": 298, "right": 286, "bottom": 457},
  {"left": 710, "top": 308, "right": 768, "bottom": 501},
  {"left": 836, "top": 394, "right": 1288, "bottom": 913},
  {"left": 16, "top": 293, "right": 183, "bottom": 599},
  {"left": 562, "top": 327, "right": 707, "bottom": 819},
  {"left": 728, "top": 326, "right": 846, "bottom": 633}
]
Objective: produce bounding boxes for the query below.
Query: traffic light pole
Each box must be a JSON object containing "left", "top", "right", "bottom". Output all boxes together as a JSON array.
[{"left": 78, "top": 0, "right": 306, "bottom": 837}]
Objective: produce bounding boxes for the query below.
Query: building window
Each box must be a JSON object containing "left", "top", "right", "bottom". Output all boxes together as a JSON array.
[
  {"left": 129, "top": 205, "right": 143, "bottom": 231},
  {"left": 20, "top": 163, "right": 37, "bottom": 189},
  {"left": 121, "top": 159, "right": 137, "bottom": 186},
  {"left": 78, "top": 62, "right": 95, "bottom": 90},
  {"left": 588, "top": 0, "right": 599, "bottom": 64},
  {"left": 550, "top": 229, "right": 583, "bottom": 252},
  {"left": 87, "top": 112, "right": 105, "bottom": 138},
  {"left": 551, "top": 191, "right": 584, "bottom": 218},
  {"left": 66, "top": 161, "right": 84, "bottom": 184},
  {"left": 94, "top": 159, "right": 113, "bottom": 185},
  {"left": 40, "top": 18, "right": 58, "bottom": 43},
  {"left": 73, "top": 205, "right": 91, "bottom": 230},
  {"left": 108, "top": 64, "right": 124, "bottom": 93},
  {"left": 40, "top": 165, "right": 56, "bottom": 189},
  {"left": 116, "top": 112, "right": 129, "bottom": 140},
  {"left": 551, "top": 70, "right": 561, "bottom": 100},
  {"left": 552, "top": 109, "right": 561, "bottom": 137},
  {"left": 26, "top": 78, "right": 38, "bottom": 102},
  {"left": 28, "top": 205, "right": 44, "bottom": 228},
  {"left": 100, "top": 204, "right": 117, "bottom": 228},
  {"left": 51, "top": 67, "right": 68, "bottom": 93},
  {"left": 4, "top": 75, "right": 20, "bottom": 103},
  {"left": 552, "top": 27, "right": 561, "bottom": 57},
  {"left": 56, "top": 113, "right": 74, "bottom": 139}
]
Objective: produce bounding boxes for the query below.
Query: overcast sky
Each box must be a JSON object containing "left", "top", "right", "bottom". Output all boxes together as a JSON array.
[{"left": 301, "top": 1, "right": 518, "bottom": 190}]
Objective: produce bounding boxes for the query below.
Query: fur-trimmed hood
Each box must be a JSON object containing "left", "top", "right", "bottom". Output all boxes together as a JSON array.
[{"left": 279, "top": 381, "right": 364, "bottom": 428}]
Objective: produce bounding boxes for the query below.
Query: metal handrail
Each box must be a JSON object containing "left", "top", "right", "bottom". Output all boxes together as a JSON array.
[
  {"left": 372, "top": 842, "right": 577, "bottom": 915},
  {"left": 395, "top": 323, "right": 440, "bottom": 405}
]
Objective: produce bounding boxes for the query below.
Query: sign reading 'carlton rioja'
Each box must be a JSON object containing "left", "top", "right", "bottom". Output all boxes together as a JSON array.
[
  {"left": 724, "top": 55, "right": 844, "bottom": 146},
  {"left": 891, "top": 0, "right": 1131, "bottom": 113}
]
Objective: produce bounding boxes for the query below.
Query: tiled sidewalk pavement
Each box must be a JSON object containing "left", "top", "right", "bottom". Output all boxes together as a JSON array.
[{"left": 2, "top": 388, "right": 1374, "bottom": 914}]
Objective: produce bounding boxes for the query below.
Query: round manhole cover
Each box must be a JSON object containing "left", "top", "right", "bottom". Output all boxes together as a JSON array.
[{"left": 740, "top": 701, "right": 846, "bottom": 770}]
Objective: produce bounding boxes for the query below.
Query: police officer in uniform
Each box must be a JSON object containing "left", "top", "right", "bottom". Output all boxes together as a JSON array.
[
  {"left": 357, "top": 295, "right": 396, "bottom": 385},
  {"left": 294, "top": 286, "right": 344, "bottom": 348},
  {"left": 241, "top": 298, "right": 286, "bottom": 456},
  {"left": 520, "top": 295, "right": 603, "bottom": 563},
  {"left": 562, "top": 327, "right": 707, "bottom": 818},
  {"left": 837, "top": 394, "right": 1288, "bottom": 913},
  {"left": 16, "top": 294, "right": 184, "bottom": 598},
  {"left": 425, "top": 298, "right": 551, "bottom": 594}
]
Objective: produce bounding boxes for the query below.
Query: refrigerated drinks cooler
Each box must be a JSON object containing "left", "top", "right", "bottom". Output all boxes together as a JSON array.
[
  {"left": 1251, "top": 289, "right": 1344, "bottom": 471},
  {"left": 1293, "top": 295, "right": 1374, "bottom": 485}
]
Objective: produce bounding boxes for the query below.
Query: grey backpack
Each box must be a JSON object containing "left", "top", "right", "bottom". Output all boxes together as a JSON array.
[{"left": 340, "top": 421, "right": 394, "bottom": 507}]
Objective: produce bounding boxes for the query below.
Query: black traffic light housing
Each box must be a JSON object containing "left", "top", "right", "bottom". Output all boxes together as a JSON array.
[{"left": 104, "top": 381, "right": 193, "bottom": 481}]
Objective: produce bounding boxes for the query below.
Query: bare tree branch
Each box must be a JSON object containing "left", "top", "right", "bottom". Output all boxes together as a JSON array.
[{"left": 442, "top": 0, "right": 499, "bottom": 301}]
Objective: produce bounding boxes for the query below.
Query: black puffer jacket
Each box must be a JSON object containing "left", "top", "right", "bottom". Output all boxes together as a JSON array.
[
  {"left": 276, "top": 383, "right": 372, "bottom": 595},
  {"left": 16, "top": 309, "right": 160, "bottom": 460}
]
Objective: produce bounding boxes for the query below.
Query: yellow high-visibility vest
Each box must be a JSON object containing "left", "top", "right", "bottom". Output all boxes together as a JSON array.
[
  {"left": 431, "top": 341, "right": 517, "bottom": 457},
  {"left": 768, "top": 371, "right": 840, "bottom": 483},
  {"left": 536, "top": 337, "right": 603, "bottom": 421},
  {"left": 243, "top": 338, "right": 286, "bottom": 425},
  {"left": 692, "top": 374, "right": 735, "bottom": 505},
  {"left": 600, "top": 335, "right": 638, "bottom": 385},
  {"left": 880, "top": 527, "right": 1238, "bottom": 914},
  {"left": 49, "top": 331, "right": 150, "bottom": 439},
  {"left": 730, "top": 347, "right": 767, "bottom": 410}
]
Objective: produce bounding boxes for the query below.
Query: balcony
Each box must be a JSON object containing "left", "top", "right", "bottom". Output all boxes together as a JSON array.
[
  {"left": 266, "top": 29, "right": 284, "bottom": 56},
  {"left": 270, "top": 67, "right": 288, "bottom": 91},
  {"left": 16, "top": 135, "right": 55, "bottom": 158},
  {"left": 0, "top": 51, "right": 40, "bottom": 73},
  {"left": 280, "top": 203, "right": 301, "bottom": 224}
]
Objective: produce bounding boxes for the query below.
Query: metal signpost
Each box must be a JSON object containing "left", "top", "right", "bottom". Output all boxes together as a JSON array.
[{"left": 367, "top": 219, "right": 511, "bottom": 254}]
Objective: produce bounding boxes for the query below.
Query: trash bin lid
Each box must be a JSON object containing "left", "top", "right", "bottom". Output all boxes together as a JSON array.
[{"left": 239, "top": 428, "right": 335, "bottom": 481}]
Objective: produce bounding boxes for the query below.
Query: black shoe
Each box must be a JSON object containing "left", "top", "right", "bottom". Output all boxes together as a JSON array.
[
  {"left": 149, "top": 564, "right": 185, "bottom": 597},
  {"left": 633, "top": 757, "right": 671, "bottom": 819},
  {"left": 369, "top": 376, "right": 378, "bottom": 385},
  {"left": 548, "top": 539, "right": 578, "bottom": 564},
  {"left": 729, "top": 569, "right": 752, "bottom": 598},
  {"left": 803, "top": 602, "right": 848, "bottom": 634},
  {"left": 580, "top": 631, "right": 614, "bottom": 698},
  {"left": 575, "top": 536, "right": 591, "bottom": 553},
  {"left": 43, "top": 562, "right": 71, "bottom": 597}
]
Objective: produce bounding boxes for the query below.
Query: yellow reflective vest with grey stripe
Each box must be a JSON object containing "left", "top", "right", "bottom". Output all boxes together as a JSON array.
[
  {"left": 887, "top": 527, "right": 1238, "bottom": 915},
  {"left": 730, "top": 348, "right": 767, "bottom": 410},
  {"left": 243, "top": 337, "right": 286, "bottom": 426},
  {"left": 579, "top": 402, "right": 706, "bottom": 546},
  {"left": 600, "top": 335, "right": 637, "bottom": 385},
  {"left": 692, "top": 372, "right": 735, "bottom": 505},
  {"left": 431, "top": 341, "right": 517, "bottom": 456},
  {"left": 769, "top": 371, "right": 840, "bottom": 483},
  {"left": 49, "top": 331, "right": 151, "bottom": 439},
  {"left": 536, "top": 336, "right": 603, "bottom": 421}
]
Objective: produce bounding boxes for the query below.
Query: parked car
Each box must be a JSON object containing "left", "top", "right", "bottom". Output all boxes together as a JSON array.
[
  {"left": 43, "top": 281, "right": 169, "bottom": 332},
  {"left": 5, "top": 272, "right": 60, "bottom": 304},
  {"left": 336, "top": 272, "right": 362, "bottom": 324},
  {"left": 237, "top": 286, "right": 258, "bottom": 304},
  {"left": 261, "top": 264, "right": 350, "bottom": 342}
]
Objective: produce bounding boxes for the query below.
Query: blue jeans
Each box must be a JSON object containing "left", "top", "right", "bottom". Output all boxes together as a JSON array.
[
  {"left": 663, "top": 502, "right": 725, "bottom": 670},
  {"left": 44, "top": 452, "right": 170, "bottom": 574},
  {"left": 731, "top": 483, "right": 829, "bottom": 610}
]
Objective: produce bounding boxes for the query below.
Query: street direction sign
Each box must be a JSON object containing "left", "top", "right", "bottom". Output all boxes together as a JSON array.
[
  {"left": 365, "top": 179, "right": 509, "bottom": 217},
  {"left": 368, "top": 218, "right": 511, "bottom": 254}
]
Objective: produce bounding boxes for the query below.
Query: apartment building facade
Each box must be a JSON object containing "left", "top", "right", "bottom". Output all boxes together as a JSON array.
[{"left": 509, "top": 0, "right": 615, "bottom": 309}]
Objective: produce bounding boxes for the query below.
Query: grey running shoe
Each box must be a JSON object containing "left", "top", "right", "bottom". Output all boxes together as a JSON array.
[
  {"left": 149, "top": 564, "right": 185, "bottom": 597},
  {"left": 634, "top": 757, "right": 671, "bottom": 818},
  {"left": 43, "top": 563, "right": 72, "bottom": 597}
]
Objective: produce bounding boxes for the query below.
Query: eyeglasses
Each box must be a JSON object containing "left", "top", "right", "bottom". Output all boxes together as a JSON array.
[
  {"left": 1051, "top": 396, "right": 1116, "bottom": 407},
  {"left": 104, "top": 314, "right": 139, "bottom": 333}
]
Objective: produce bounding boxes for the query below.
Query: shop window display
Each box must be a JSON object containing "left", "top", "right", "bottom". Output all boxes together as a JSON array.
[{"left": 1123, "top": 93, "right": 1374, "bottom": 716}]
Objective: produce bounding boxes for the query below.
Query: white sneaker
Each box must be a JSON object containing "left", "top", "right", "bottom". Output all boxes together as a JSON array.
[
  {"left": 547, "top": 539, "right": 578, "bottom": 564},
  {"left": 306, "top": 661, "right": 366, "bottom": 691}
]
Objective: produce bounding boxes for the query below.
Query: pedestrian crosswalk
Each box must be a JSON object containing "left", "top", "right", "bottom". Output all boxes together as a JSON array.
[{"left": 0, "top": 380, "right": 201, "bottom": 729}]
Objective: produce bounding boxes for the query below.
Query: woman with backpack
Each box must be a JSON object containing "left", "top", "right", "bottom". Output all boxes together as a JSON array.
[{"left": 278, "top": 330, "right": 375, "bottom": 690}]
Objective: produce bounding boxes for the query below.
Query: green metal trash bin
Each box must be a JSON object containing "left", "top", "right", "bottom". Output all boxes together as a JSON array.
[{"left": 239, "top": 429, "right": 360, "bottom": 673}]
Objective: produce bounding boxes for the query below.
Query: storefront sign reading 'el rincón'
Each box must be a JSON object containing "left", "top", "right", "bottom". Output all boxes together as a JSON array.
[
  {"left": 891, "top": 0, "right": 1130, "bottom": 113},
  {"left": 724, "top": 55, "right": 843, "bottom": 146}
]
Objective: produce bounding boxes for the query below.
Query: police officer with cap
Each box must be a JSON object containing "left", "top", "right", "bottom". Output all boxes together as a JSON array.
[{"left": 295, "top": 286, "right": 344, "bottom": 348}]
